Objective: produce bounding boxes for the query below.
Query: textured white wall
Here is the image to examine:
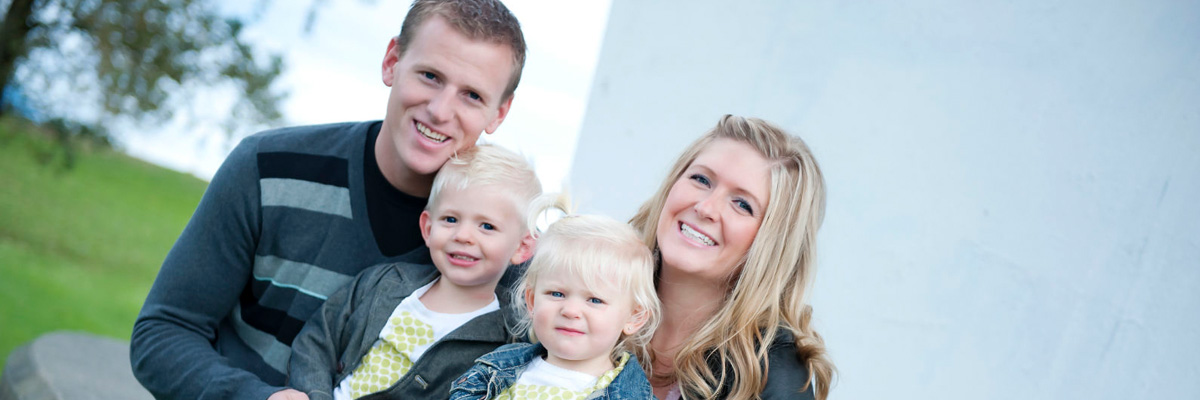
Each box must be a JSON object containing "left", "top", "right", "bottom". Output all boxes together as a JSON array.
[{"left": 570, "top": 1, "right": 1200, "bottom": 399}]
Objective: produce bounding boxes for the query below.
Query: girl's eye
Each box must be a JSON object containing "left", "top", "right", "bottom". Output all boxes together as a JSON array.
[
  {"left": 480, "top": 222, "right": 495, "bottom": 231},
  {"left": 549, "top": 291, "right": 564, "bottom": 298},
  {"left": 588, "top": 298, "right": 605, "bottom": 305},
  {"left": 443, "top": 216, "right": 457, "bottom": 223},
  {"left": 735, "top": 199, "right": 754, "bottom": 215},
  {"left": 689, "top": 173, "right": 711, "bottom": 187}
]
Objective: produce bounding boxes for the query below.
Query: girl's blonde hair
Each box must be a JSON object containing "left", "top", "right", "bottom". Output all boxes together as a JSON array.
[
  {"left": 629, "top": 115, "right": 836, "bottom": 399},
  {"left": 513, "top": 195, "right": 662, "bottom": 365}
]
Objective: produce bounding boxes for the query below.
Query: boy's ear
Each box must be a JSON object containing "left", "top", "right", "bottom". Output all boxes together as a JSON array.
[
  {"left": 623, "top": 305, "right": 650, "bottom": 336},
  {"left": 509, "top": 232, "right": 536, "bottom": 265},
  {"left": 419, "top": 211, "right": 433, "bottom": 244}
]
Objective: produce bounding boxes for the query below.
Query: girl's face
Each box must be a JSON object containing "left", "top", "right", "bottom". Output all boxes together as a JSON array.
[
  {"left": 526, "top": 270, "right": 646, "bottom": 376},
  {"left": 655, "top": 138, "right": 772, "bottom": 283}
]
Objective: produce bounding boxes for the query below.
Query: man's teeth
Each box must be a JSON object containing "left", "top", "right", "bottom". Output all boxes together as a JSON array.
[
  {"left": 417, "top": 122, "right": 448, "bottom": 143},
  {"left": 680, "top": 223, "right": 715, "bottom": 246}
]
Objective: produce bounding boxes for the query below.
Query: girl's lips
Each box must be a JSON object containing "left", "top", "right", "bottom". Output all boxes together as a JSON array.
[{"left": 555, "top": 327, "right": 584, "bottom": 336}]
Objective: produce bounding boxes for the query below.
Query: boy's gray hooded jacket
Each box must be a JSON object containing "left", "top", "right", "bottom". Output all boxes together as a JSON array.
[{"left": 288, "top": 255, "right": 522, "bottom": 400}]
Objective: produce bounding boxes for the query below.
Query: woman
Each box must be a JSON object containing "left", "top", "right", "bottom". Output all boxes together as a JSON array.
[{"left": 630, "top": 115, "right": 835, "bottom": 399}]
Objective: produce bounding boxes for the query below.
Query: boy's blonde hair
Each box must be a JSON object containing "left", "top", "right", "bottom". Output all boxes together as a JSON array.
[
  {"left": 427, "top": 144, "right": 542, "bottom": 227},
  {"left": 513, "top": 207, "right": 661, "bottom": 365}
]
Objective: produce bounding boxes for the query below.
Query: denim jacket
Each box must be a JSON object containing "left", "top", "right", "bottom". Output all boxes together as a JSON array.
[
  {"left": 449, "top": 343, "right": 654, "bottom": 400},
  {"left": 288, "top": 255, "right": 523, "bottom": 400}
]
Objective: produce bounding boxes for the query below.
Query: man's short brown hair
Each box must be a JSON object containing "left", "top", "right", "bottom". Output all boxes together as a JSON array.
[{"left": 397, "top": 0, "right": 527, "bottom": 101}]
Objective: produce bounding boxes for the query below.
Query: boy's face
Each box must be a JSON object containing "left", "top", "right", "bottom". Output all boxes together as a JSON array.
[
  {"left": 420, "top": 184, "right": 531, "bottom": 296},
  {"left": 379, "top": 15, "right": 516, "bottom": 184},
  {"left": 526, "top": 270, "right": 647, "bottom": 376}
]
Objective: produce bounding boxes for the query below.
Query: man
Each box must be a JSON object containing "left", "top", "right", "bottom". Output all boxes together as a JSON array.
[{"left": 129, "top": 1, "right": 526, "bottom": 399}]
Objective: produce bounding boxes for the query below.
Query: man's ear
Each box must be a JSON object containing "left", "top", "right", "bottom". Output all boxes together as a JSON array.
[
  {"left": 509, "top": 232, "right": 536, "bottom": 265},
  {"left": 623, "top": 305, "right": 650, "bottom": 335},
  {"left": 419, "top": 210, "right": 433, "bottom": 244},
  {"left": 484, "top": 95, "right": 514, "bottom": 134},
  {"left": 381, "top": 36, "right": 401, "bottom": 87}
]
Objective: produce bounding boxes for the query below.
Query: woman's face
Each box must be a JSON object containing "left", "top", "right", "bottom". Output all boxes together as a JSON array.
[{"left": 655, "top": 138, "right": 772, "bottom": 283}]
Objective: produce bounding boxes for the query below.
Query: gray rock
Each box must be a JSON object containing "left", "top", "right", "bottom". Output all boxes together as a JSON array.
[{"left": 1, "top": 331, "right": 152, "bottom": 400}]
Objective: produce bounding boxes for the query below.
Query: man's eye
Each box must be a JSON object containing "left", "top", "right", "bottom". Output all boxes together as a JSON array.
[
  {"left": 467, "top": 92, "right": 482, "bottom": 102},
  {"left": 421, "top": 71, "right": 437, "bottom": 81}
]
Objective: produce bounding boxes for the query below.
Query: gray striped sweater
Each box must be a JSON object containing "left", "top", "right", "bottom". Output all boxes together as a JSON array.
[{"left": 131, "top": 121, "right": 427, "bottom": 400}]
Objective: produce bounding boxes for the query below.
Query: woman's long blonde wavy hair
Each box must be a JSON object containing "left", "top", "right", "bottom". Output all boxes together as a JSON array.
[{"left": 629, "top": 115, "right": 836, "bottom": 400}]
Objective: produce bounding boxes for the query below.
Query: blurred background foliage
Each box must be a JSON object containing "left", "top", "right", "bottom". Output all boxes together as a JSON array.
[{"left": 0, "top": 0, "right": 287, "bottom": 166}]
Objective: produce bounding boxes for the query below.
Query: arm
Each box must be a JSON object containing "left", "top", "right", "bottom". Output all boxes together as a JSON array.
[
  {"left": 129, "top": 136, "right": 277, "bottom": 400},
  {"left": 447, "top": 361, "right": 492, "bottom": 400},
  {"left": 288, "top": 267, "right": 377, "bottom": 400},
  {"left": 760, "top": 340, "right": 816, "bottom": 400}
]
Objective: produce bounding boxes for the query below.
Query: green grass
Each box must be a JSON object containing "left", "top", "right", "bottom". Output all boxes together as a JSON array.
[{"left": 0, "top": 117, "right": 208, "bottom": 363}]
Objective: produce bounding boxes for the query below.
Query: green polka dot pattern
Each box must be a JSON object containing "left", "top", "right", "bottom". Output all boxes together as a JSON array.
[
  {"left": 345, "top": 312, "right": 435, "bottom": 398},
  {"left": 493, "top": 353, "right": 629, "bottom": 400}
]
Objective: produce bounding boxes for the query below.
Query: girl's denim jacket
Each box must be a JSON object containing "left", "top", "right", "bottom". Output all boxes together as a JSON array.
[{"left": 449, "top": 343, "right": 654, "bottom": 400}]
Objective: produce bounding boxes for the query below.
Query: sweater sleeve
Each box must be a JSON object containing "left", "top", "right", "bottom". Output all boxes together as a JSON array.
[
  {"left": 288, "top": 266, "right": 379, "bottom": 400},
  {"left": 129, "top": 135, "right": 277, "bottom": 400}
]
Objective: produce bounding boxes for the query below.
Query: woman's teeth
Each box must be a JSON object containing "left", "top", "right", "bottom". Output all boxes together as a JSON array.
[{"left": 680, "top": 223, "right": 715, "bottom": 246}]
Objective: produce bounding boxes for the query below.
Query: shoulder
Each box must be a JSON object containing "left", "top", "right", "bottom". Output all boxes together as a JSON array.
[
  {"left": 477, "top": 342, "right": 541, "bottom": 369},
  {"left": 761, "top": 328, "right": 816, "bottom": 399},
  {"left": 354, "top": 257, "right": 439, "bottom": 292},
  {"left": 247, "top": 121, "right": 377, "bottom": 155}
]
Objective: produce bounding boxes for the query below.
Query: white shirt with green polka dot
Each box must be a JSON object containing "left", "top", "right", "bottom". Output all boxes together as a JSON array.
[
  {"left": 332, "top": 279, "right": 499, "bottom": 400},
  {"left": 493, "top": 353, "right": 630, "bottom": 400}
]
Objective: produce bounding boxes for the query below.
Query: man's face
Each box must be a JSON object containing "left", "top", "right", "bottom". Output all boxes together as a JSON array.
[{"left": 379, "top": 15, "right": 516, "bottom": 182}]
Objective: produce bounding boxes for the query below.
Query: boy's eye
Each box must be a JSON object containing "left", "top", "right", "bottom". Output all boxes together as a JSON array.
[
  {"left": 689, "top": 173, "right": 710, "bottom": 187},
  {"left": 480, "top": 222, "right": 495, "bottom": 231},
  {"left": 588, "top": 297, "right": 605, "bottom": 305},
  {"left": 548, "top": 291, "right": 564, "bottom": 298},
  {"left": 443, "top": 216, "right": 457, "bottom": 223}
]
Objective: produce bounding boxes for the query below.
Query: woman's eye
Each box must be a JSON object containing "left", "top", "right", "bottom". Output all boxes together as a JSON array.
[
  {"left": 735, "top": 199, "right": 754, "bottom": 215},
  {"left": 689, "top": 174, "right": 710, "bottom": 187},
  {"left": 480, "top": 222, "right": 495, "bottom": 231}
]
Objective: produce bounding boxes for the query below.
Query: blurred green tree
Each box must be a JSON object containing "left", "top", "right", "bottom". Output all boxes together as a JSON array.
[{"left": 0, "top": 0, "right": 285, "bottom": 143}]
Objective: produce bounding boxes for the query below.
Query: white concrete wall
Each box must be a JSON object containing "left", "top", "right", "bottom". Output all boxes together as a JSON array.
[{"left": 569, "top": 1, "right": 1200, "bottom": 399}]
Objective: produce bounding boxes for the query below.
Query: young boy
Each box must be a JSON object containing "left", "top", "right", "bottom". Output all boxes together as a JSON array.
[
  {"left": 130, "top": 1, "right": 527, "bottom": 399},
  {"left": 288, "top": 144, "right": 541, "bottom": 400}
]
